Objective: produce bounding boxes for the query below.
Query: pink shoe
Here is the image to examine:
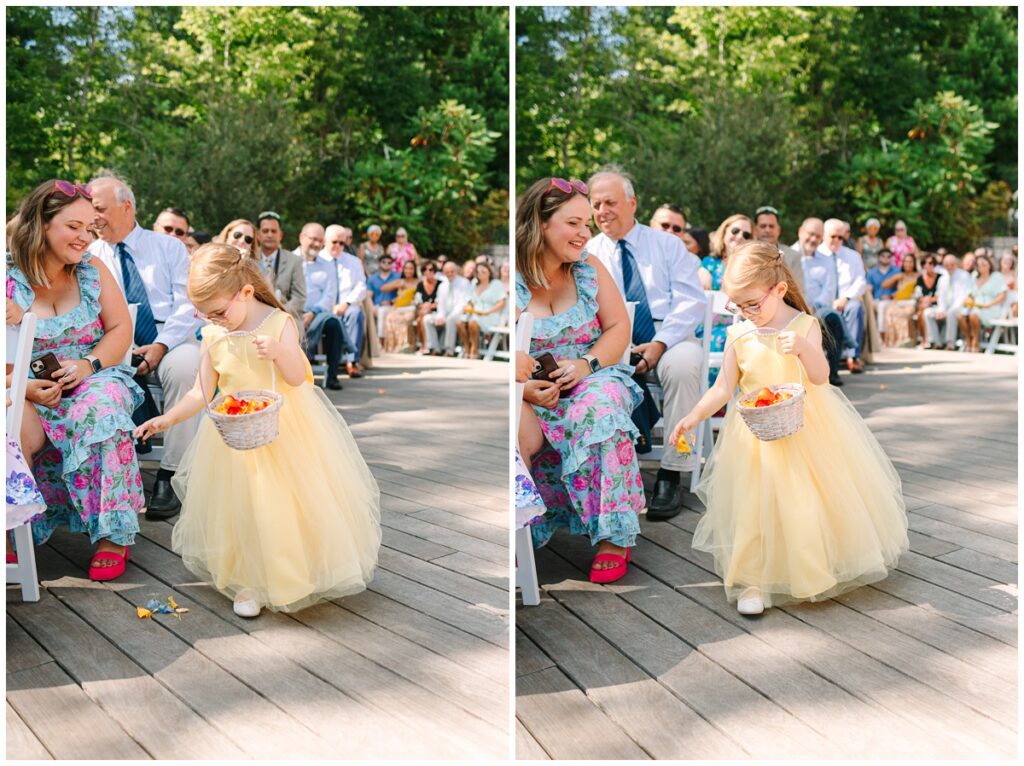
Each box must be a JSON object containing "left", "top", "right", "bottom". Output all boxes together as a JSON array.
[
  {"left": 589, "top": 548, "right": 632, "bottom": 584},
  {"left": 88, "top": 547, "right": 130, "bottom": 581},
  {"left": 6, "top": 553, "right": 17, "bottom": 564}
]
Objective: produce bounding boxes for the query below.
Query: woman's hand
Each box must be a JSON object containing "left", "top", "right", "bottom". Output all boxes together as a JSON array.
[
  {"left": 54, "top": 359, "right": 92, "bottom": 392},
  {"left": 252, "top": 335, "right": 281, "bottom": 361},
  {"left": 524, "top": 379, "right": 560, "bottom": 409},
  {"left": 134, "top": 415, "right": 172, "bottom": 443},
  {"left": 6, "top": 299, "right": 24, "bottom": 326},
  {"left": 554, "top": 358, "right": 589, "bottom": 392},
  {"left": 778, "top": 331, "right": 808, "bottom": 356},
  {"left": 25, "top": 378, "right": 62, "bottom": 408},
  {"left": 668, "top": 413, "right": 700, "bottom": 451},
  {"left": 515, "top": 351, "right": 535, "bottom": 383}
]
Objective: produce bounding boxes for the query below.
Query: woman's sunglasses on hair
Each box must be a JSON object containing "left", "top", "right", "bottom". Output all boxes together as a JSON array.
[
  {"left": 48, "top": 180, "right": 92, "bottom": 200},
  {"left": 730, "top": 226, "right": 753, "bottom": 240},
  {"left": 423, "top": 266, "right": 437, "bottom": 272},
  {"left": 658, "top": 222, "right": 685, "bottom": 233},
  {"left": 162, "top": 225, "right": 187, "bottom": 237},
  {"left": 548, "top": 177, "right": 588, "bottom": 195},
  {"left": 231, "top": 231, "right": 254, "bottom": 245}
]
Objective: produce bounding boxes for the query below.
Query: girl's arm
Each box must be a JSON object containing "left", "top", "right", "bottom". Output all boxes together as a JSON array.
[
  {"left": 252, "top": 314, "right": 308, "bottom": 387},
  {"left": 133, "top": 346, "right": 217, "bottom": 441},
  {"left": 668, "top": 342, "right": 740, "bottom": 446},
  {"left": 778, "top": 319, "right": 829, "bottom": 385}
]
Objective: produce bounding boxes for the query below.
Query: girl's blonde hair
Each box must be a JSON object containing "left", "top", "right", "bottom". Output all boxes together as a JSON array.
[
  {"left": 710, "top": 214, "right": 753, "bottom": 259},
  {"left": 8, "top": 180, "right": 93, "bottom": 288},
  {"left": 722, "top": 240, "right": 813, "bottom": 316},
  {"left": 188, "top": 242, "right": 285, "bottom": 311},
  {"left": 515, "top": 177, "right": 587, "bottom": 288}
]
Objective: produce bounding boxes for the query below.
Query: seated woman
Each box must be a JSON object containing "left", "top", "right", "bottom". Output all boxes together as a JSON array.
[
  {"left": 382, "top": 260, "right": 421, "bottom": 352},
  {"left": 516, "top": 177, "right": 645, "bottom": 584},
  {"left": 413, "top": 261, "right": 442, "bottom": 354},
  {"left": 458, "top": 262, "right": 507, "bottom": 359},
  {"left": 882, "top": 254, "right": 920, "bottom": 347},
  {"left": 960, "top": 254, "right": 1008, "bottom": 352},
  {"left": 915, "top": 254, "right": 942, "bottom": 348},
  {"left": 6, "top": 180, "right": 145, "bottom": 581}
]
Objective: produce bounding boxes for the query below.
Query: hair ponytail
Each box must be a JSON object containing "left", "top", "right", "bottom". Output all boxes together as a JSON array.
[{"left": 188, "top": 243, "right": 286, "bottom": 312}]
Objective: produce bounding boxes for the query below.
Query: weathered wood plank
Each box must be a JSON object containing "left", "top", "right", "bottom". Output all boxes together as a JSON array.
[
  {"left": 5, "top": 614, "right": 54, "bottom": 674},
  {"left": 382, "top": 511, "right": 507, "bottom": 563},
  {"left": 430, "top": 549, "right": 508, "bottom": 589},
  {"left": 412, "top": 506, "right": 509, "bottom": 542},
  {"left": 378, "top": 547, "right": 508, "bottom": 609},
  {"left": 380, "top": 524, "right": 456, "bottom": 561},
  {"left": 895, "top": 550, "right": 1017, "bottom": 612},
  {"left": 937, "top": 547, "right": 1018, "bottom": 584},
  {"left": 515, "top": 719, "right": 551, "bottom": 760},
  {"left": 516, "top": 628, "right": 556, "bottom": 678},
  {"left": 912, "top": 503, "right": 1019, "bottom": 544},
  {"left": 6, "top": 701, "right": 54, "bottom": 760}
]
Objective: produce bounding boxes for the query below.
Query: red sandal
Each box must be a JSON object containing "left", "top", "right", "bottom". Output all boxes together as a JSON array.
[
  {"left": 589, "top": 548, "right": 632, "bottom": 584},
  {"left": 88, "top": 547, "right": 130, "bottom": 581}
]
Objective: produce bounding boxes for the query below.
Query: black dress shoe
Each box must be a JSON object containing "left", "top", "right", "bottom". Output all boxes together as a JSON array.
[
  {"left": 147, "top": 479, "right": 181, "bottom": 519},
  {"left": 326, "top": 378, "right": 343, "bottom": 390},
  {"left": 647, "top": 479, "right": 684, "bottom": 521},
  {"left": 829, "top": 372, "right": 844, "bottom": 387}
]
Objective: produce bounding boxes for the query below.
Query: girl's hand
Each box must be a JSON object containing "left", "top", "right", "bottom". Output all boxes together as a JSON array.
[
  {"left": 54, "top": 359, "right": 92, "bottom": 391},
  {"left": 778, "top": 331, "right": 807, "bottom": 356},
  {"left": 6, "top": 299, "right": 24, "bottom": 326},
  {"left": 554, "top": 358, "right": 588, "bottom": 391},
  {"left": 134, "top": 416, "right": 172, "bottom": 443},
  {"left": 252, "top": 335, "right": 281, "bottom": 361},
  {"left": 668, "top": 413, "right": 700, "bottom": 450},
  {"left": 524, "top": 379, "right": 559, "bottom": 409},
  {"left": 25, "top": 378, "right": 62, "bottom": 409}
]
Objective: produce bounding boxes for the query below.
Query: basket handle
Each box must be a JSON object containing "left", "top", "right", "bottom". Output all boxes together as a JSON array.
[
  {"left": 722, "top": 322, "right": 805, "bottom": 389},
  {"left": 199, "top": 329, "right": 277, "bottom": 410}
]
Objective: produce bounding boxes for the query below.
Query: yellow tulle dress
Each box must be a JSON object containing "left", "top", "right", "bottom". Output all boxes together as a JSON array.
[
  {"left": 693, "top": 313, "right": 908, "bottom": 608},
  {"left": 171, "top": 310, "right": 381, "bottom": 612}
]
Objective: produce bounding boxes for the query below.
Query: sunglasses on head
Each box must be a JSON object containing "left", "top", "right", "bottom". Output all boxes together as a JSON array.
[
  {"left": 162, "top": 225, "right": 187, "bottom": 237},
  {"left": 258, "top": 210, "right": 281, "bottom": 221},
  {"left": 548, "top": 177, "right": 588, "bottom": 196},
  {"left": 424, "top": 266, "right": 436, "bottom": 272},
  {"left": 730, "top": 226, "right": 753, "bottom": 240},
  {"left": 231, "top": 231, "right": 254, "bottom": 244},
  {"left": 48, "top": 180, "right": 92, "bottom": 200},
  {"left": 658, "top": 222, "right": 684, "bottom": 233},
  {"left": 755, "top": 205, "right": 779, "bottom": 217}
]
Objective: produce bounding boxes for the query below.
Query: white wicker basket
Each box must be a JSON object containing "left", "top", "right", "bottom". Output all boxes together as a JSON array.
[
  {"left": 732, "top": 327, "right": 807, "bottom": 442},
  {"left": 203, "top": 331, "right": 284, "bottom": 450}
]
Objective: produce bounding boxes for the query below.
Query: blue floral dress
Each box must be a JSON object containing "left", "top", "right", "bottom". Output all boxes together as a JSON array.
[
  {"left": 516, "top": 254, "right": 646, "bottom": 549},
  {"left": 696, "top": 255, "right": 730, "bottom": 385},
  {"left": 6, "top": 436, "right": 45, "bottom": 531},
  {"left": 515, "top": 448, "right": 545, "bottom": 530},
  {"left": 7, "top": 255, "right": 145, "bottom": 547}
]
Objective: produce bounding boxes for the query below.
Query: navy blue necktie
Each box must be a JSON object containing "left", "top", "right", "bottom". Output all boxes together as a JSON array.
[
  {"left": 619, "top": 240, "right": 656, "bottom": 345},
  {"left": 118, "top": 242, "right": 158, "bottom": 346}
]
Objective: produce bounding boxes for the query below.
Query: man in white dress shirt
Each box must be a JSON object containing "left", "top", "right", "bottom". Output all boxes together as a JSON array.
[
  {"left": 586, "top": 169, "right": 707, "bottom": 520},
  {"left": 322, "top": 224, "right": 367, "bottom": 377},
  {"left": 88, "top": 174, "right": 201, "bottom": 519},
  {"left": 425, "top": 260, "right": 471, "bottom": 355},
  {"left": 924, "top": 253, "right": 971, "bottom": 349},
  {"left": 803, "top": 218, "right": 868, "bottom": 376}
]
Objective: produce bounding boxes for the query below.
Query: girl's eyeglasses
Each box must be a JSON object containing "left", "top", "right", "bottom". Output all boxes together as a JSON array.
[
  {"left": 548, "top": 178, "right": 588, "bottom": 195},
  {"left": 725, "top": 290, "right": 774, "bottom": 316},
  {"left": 195, "top": 291, "right": 241, "bottom": 321},
  {"left": 231, "top": 231, "right": 254, "bottom": 245},
  {"left": 658, "top": 222, "right": 685, "bottom": 233},
  {"left": 48, "top": 180, "right": 92, "bottom": 200},
  {"left": 730, "top": 227, "right": 753, "bottom": 240}
]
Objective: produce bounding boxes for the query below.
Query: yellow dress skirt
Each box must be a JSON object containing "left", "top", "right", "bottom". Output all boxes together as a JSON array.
[
  {"left": 693, "top": 314, "right": 908, "bottom": 608},
  {"left": 172, "top": 310, "right": 381, "bottom": 612}
]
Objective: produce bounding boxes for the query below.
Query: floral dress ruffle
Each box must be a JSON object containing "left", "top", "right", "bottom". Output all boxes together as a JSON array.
[
  {"left": 7, "top": 255, "right": 145, "bottom": 546},
  {"left": 517, "top": 254, "right": 646, "bottom": 549},
  {"left": 6, "top": 436, "right": 46, "bottom": 531}
]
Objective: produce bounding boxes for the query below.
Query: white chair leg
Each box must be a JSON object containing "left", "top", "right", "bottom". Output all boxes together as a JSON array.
[
  {"left": 689, "top": 419, "right": 705, "bottom": 493},
  {"left": 6, "top": 523, "right": 40, "bottom": 602},
  {"left": 985, "top": 325, "right": 1002, "bottom": 354},
  {"left": 515, "top": 525, "right": 540, "bottom": 606}
]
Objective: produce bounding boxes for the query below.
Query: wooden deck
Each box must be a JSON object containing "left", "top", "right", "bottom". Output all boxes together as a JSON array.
[
  {"left": 516, "top": 347, "right": 1018, "bottom": 760},
  {"left": 7, "top": 353, "right": 510, "bottom": 760}
]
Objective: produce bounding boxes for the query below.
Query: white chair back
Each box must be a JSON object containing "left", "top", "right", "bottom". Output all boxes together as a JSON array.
[
  {"left": 514, "top": 310, "right": 540, "bottom": 606},
  {"left": 6, "top": 313, "right": 38, "bottom": 445},
  {"left": 514, "top": 313, "right": 534, "bottom": 432},
  {"left": 126, "top": 304, "right": 139, "bottom": 366},
  {"left": 623, "top": 302, "right": 637, "bottom": 364}
]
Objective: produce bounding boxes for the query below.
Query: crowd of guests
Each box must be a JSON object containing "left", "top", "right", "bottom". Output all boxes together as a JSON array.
[
  {"left": 5, "top": 172, "right": 502, "bottom": 587},
  {"left": 515, "top": 166, "right": 1017, "bottom": 590}
]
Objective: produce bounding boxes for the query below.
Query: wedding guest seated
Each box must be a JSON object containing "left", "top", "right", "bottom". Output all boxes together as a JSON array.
[
  {"left": 866, "top": 248, "right": 899, "bottom": 328},
  {"left": 298, "top": 222, "right": 349, "bottom": 389},
  {"left": 425, "top": 260, "right": 470, "bottom": 356},
  {"left": 414, "top": 261, "right": 442, "bottom": 354},
  {"left": 382, "top": 260, "right": 421, "bottom": 353},
  {"left": 882, "top": 254, "right": 921, "bottom": 347},
  {"left": 367, "top": 253, "right": 400, "bottom": 343},
  {"left": 457, "top": 262, "right": 507, "bottom": 359},
  {"left": 924, "top": 254, "right": 971, "bottom": 350},
  {"left": 7, "top": 180, "right": 145, "bottom": 580},
  {"left": 959, "top": 253, "right": 1008, "bottom": 352},
  {"left": 915, "top": 254, "right": 942, "bottom": 347}
]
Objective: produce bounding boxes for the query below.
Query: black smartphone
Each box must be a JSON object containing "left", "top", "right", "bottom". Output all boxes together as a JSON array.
[
  {"left": 629, "top": 350, "right": 644, "bottom": 368},
  {"left": 29, "top": 352, "right": 69, "bottom": 397},
  {"left": 131, "top": 352, "right": 146, "bottom": 370},
  {"left": 532, "top": 351, "right": 574, "bottom": 398}
]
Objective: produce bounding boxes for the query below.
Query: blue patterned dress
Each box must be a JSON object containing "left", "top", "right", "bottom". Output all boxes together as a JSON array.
[
  {"left": 517, "top": 254, "right": 646, "bottom": 549},
  {"left": 6, "top": 436, "right": 45, "bottom": 531},
  {"left": 695, "top": 255, "right": 730, "bottom": 385},
  {"left": 7, "top": 255, "right": 145, "bottom": 546}
]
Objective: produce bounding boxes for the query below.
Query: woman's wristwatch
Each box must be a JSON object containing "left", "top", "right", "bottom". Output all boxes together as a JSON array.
[
  {"left": 582, "top": 354, "right": 601, "bottom": 373},
  {"left": 84, "top": 355, "right": 102, "bottom": 374}
]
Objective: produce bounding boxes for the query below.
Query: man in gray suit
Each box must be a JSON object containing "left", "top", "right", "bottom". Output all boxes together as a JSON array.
[{"left": 255, "top": 211, "right": 306, "bottom": 322}]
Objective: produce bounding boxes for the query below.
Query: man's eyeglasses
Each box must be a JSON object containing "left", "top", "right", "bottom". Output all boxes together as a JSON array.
[
  {"left": 658, "top": 222, "right": 685, "bottom": 233},
  {"left": 548, "top": 178, "right": 588, "bottom": 196},
  {"left": 730, "top": 227, "right": 753, "bottom": 240},
  {"left": 231, "top": 231, "right": 254, "bottom": 245},
  {"left": 755, "top": 205, "right": 779, "bottom": 217},
  {"left": 194, "top": 291, "right": 241, "bottom": 321},
  {"left": 162, "top": 225, "right": 187, "bottom": 237},
  {"left": 724, "top": 290, "right": 774, "bottom": 316},
  {"left": 48, "top": 180, "right": 92, "bottom": 200}
]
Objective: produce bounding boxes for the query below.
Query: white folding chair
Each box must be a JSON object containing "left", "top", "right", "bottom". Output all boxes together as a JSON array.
[
  {"left": 514, "top": 312, "right": 540, "bottom": 607},
  {"left": 985, "top": 290, "right": 1018, "bottom": 355},
  {"left": 483, "top": 305, "right": 512, "bottom": 361},
  {"left": 6, "top": 313, "right": 41, "bottom": 602}
]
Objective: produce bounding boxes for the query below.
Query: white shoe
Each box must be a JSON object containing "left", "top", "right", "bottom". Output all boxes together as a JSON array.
[
  {"left": 232, "top": 591, "right": 262, "bottom": 618},
  {"left": 737, "top": 588, "right": 764, "bottom": 615}
]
